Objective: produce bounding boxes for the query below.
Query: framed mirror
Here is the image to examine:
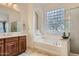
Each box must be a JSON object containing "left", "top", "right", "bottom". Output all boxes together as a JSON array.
[{"left": 0, "top": 5, "right": 22, "bottom": 33}]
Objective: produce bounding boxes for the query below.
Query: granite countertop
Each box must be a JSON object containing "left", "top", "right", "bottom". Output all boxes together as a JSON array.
[{"left": 0, "top": 32, "right": 27, "bottom": 39}]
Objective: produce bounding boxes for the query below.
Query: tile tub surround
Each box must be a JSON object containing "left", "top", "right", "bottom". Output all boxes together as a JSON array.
[
  {"left": 32, "top": 32, "right": 70, "bottom": 56},
  {"left": 32, "top": 38, "right": 70, "bottom": 56}
]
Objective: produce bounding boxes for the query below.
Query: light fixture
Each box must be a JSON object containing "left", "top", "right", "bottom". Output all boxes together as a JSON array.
[
  {"left": 12, "top": 3, "right": 17, "bottom": 8},
  {"left": 2, "top": 3, "right": 18, "bottom": 11},
  {"left": 7, "top": 3, "right": 13, "bottom": 6}
]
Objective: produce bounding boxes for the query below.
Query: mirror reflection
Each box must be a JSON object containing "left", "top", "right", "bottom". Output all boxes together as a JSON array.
[{"left": 0, "top": 7, "right": 21, "bottom": 33}]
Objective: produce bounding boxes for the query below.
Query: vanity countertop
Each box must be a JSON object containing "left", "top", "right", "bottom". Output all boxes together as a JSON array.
[{"left": 0, "top": 32, "right": 27, "bottom": 39}]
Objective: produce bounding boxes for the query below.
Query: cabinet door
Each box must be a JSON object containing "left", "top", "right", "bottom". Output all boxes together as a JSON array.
[
  {"left": 5, "top": 39, "right": 18, "bottom": 56},
  {"left": 0, "top": 43, "right": 4, "bottom": 56},
  {"left": 19, "top": 36, "right": 26, "bottom": 53},
  {"left": 0, "top": 39, "right": 4, "bottom": 56}
]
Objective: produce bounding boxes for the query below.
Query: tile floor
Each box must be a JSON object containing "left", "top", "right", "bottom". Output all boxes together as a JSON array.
[
  {"left": 19, "top": 52, "right": 47, "bottom": 56},
  {"left": 19, "top": 48, "right": 79, "bottom": 56},
  {"left": 70, "top": 53, "right": 79, "bottom": 56},
  {"left": 19, "top": 52, "right": 79, "bottom": 56},
  {"left": 19, "top": 49, "right": 47, "bottom": 56}
]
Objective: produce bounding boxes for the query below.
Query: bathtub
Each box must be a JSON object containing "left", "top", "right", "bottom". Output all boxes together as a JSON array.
[
  {"left": 33, "top": 39, "right": 62, "bottom": 55},
  {"left": 33, "top": 38, "right": 62, "bottom": 47},
  {"left": 31, "top": 31, "right": 70, "bottom": 56},
  {"left": 32, "top": 34, "right": 70, "bottom": 56}
]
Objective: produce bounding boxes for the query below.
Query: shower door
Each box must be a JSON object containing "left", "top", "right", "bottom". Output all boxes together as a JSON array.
[{"left": 70, "top": 7, "right": 79, "bottom": 54}]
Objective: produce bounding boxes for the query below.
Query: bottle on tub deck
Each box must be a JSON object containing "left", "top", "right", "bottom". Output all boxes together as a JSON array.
[{"left": 62, "top": 32, "right": 70, "bottom": 39}]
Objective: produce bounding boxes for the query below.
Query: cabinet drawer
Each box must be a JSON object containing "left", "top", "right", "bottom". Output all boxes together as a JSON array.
[
  {"left": 19, "top": 36, "right": 26, "bottom": 40},
  {"left": 0, "top": 39, "right": 4, "bottom": 44},
  {"left": 5, "top": 37, "right": 18, "bottom": 43}
]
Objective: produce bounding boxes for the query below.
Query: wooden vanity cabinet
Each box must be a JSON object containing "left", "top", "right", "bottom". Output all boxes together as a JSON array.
[
  {"left": 0, "top": 39, "right": 4, "bottom": 56},
  {"left": 18, "top": 36, "right": 26, "bottom": 53},
  {"left": 0, "top": 36, "right": 26, "bottom": 56},
  {"left": 5, "top": 37, "right": 18, "bottom": 56}
]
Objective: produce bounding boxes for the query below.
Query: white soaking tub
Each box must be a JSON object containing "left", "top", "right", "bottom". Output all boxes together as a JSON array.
[{"left": 32, "top": 33, "right": 70, "bottom": 56}]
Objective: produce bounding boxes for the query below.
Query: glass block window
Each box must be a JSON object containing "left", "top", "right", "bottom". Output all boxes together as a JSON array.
[{"left": 47, "top": 8, "right": 64, "bottom": 34}]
